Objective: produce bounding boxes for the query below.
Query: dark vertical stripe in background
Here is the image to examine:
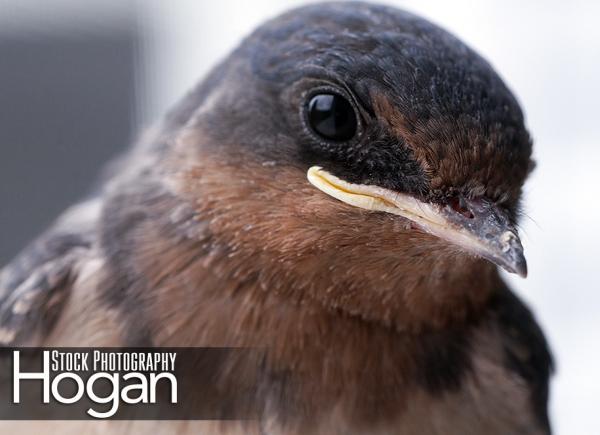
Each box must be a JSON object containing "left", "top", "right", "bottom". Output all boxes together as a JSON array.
[{"left": 0, "top": 23, "right": 138, "bottom": 264}]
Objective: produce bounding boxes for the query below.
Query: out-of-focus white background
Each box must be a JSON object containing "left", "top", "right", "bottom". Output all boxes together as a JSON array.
[{"left": 1, "top": 1, "right": 599, "bottom": 433}]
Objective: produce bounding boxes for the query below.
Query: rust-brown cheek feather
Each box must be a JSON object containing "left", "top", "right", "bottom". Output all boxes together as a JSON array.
[{"left": 0, "top": 2, "right": 552, "bottom": 435}]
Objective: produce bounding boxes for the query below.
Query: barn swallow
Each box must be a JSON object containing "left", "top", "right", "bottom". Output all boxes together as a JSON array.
[{"left": 0, "top": 2, "right": 552, "bottom": 434}]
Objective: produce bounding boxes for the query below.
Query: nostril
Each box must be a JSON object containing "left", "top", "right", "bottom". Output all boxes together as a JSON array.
[{"left": 448, "top": 196, "right": 475, "bottom": 219}]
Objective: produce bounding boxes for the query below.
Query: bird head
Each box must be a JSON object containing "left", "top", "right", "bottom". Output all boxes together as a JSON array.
[{"left": 161, "top": 2, "right": 534, "bottom": 327}]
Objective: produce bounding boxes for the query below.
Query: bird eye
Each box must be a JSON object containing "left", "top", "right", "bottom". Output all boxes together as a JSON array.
[{"left": 307, "top": 93, "right": 357, "bottom": 142}]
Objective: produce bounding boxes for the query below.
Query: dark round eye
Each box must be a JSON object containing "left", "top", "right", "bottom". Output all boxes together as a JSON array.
[{"left": 307, "top": 93, "right": 357, "bottom": 142}]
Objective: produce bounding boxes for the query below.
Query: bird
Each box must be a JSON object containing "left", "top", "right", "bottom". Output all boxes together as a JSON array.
[{"left": 0, "top": 2, "right": 552, "bottom": 434}]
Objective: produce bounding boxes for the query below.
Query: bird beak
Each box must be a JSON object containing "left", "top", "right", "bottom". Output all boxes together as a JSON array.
[{"left": 307, "top": 166, "right": 527, "bottom": 277}]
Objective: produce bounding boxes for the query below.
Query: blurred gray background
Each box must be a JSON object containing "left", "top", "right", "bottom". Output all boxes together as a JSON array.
[{"left": 0, "top": 1, "right": 598, "bottom": 434}]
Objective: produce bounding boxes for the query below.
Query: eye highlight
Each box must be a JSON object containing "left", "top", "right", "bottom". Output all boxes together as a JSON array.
[{"left": 307, "top": 93, "right": 357, "bottom": 142}]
